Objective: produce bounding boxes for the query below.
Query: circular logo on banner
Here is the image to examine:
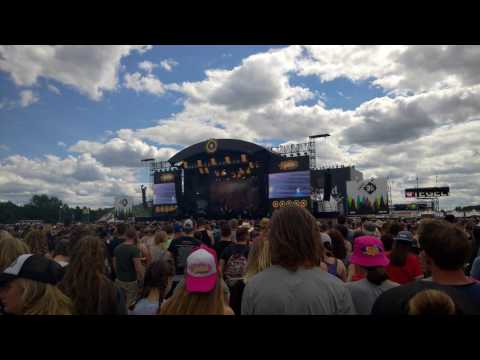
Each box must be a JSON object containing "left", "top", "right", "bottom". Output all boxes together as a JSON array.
[
  {"left": 121, "top": 199, "right": 128, "bottom": 207},
  {"left": 300, "top": 200, "right": 307, "bottom": 208},
  {"left": 279, "top": 201, "right": 285, "bottom": 208},
  {"left": 206, "top": 139, "right": 218, "bottom": 154},
  {"left": 294, "top": 200, "right": 300, "bottom": 206},
  {"left": 272, "top": 201, "right": 279, "bottom": 208},
  {"left": 286, "top": 200, "right": 292, "bottom": 207}
]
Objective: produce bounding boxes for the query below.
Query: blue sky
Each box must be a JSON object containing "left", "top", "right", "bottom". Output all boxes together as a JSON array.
[{"left": 1, "top": 45, "right": 479, "bottom": 209}]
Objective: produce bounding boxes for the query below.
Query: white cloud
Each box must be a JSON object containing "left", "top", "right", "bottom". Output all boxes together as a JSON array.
[
  {"left": 69, "top": 137, "right": 177, "bottom": 167},
  {"left": 138, "top": 60, "right": 158, "bottom": 73},
  {"left": 0, "top": 153, "right": 141, "bottom": 208},
  {"left": 57, "top": 142, "right": 66, "bottom": 147},
  {"left": 19, "top": 90, "right": 39, "bottom": 107},
  {"left": 124, "top": 72, "right": 165, "bottom": 96},
  {"left": 0, "top": 45, "right": 152, "bottom": 100},
  {"left": 47, "top": 84, "right": 61, "bottom": 95},
  {"left": 160, "top": 59, "right": 178, "bottom": 72}
]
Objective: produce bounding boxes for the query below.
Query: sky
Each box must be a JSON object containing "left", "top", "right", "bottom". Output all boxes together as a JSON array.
[{"left": 0, "top": 45, "right": 479, "bottom": 210}]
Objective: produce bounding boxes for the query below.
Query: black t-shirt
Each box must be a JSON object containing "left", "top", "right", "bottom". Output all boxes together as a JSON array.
[
  {"left": 168, "top": 236, "right": 201, "bottom": 275},
  {"left": 214, "top": 240, "right": 233, "bottom": 259},
  {"left": 229, "top": 279, "right": 246, "bottom": 316},
  {"left": 371, "top": 280, "right": 480, "bottom": 315},
  {"left": 220, "top": 243, "right": 250, "bottom": 264}
]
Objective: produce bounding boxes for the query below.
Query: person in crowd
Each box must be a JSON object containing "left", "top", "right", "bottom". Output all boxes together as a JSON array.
[
  {"left": 336, "top": 215, "right": 354, "bottom": 244},
  {"left": 407, "top": 289, "right": 456, "bottom": 315},
  {"left": 129, "top": 257, "right": 175, "bottom": 315},
  {"left": 149, "top": 230, "right": 169, "bottom": 263},
  {"left": 194, "top": 218, "right": 213, "bottom": 247},
  {"left": 60, "top": 235, "right": 127, "bottom": 315},
  {"left": 52, "top": 239, "right": 70, "bottom": 267},
  {"left": 173, "top": 223, "right": 184, "bottom": 240},
  {"left": 214, "top": 221, "right": 233, "bottom": 259},
  {"left": 345, "top": 236, "right": 399, "bottom": 314},
  {"left": 466, "top": 222, "right": 480, "bottom": 275},
  {"left": 158, "top": 247, "right": 234, "bottom": 315},
  {"left": 320, "top": 233, "right": 347, "bottom": 281},
  {"left": 220, "top": 227, "right": 250, "bottom": 288},
  {"left": 380, "top": 223, "right": 394, "bottom": 252},
  {"left": 0, "top": 254, "right": 73, "bottom": 315},
  {"left": 113, "top": 227, "right": 145, "bottom": 307},
  {"left": 372, "top": 219, "right": 480, "bottom": 315},
  {"left": 166, "top": 219, "right": 201, "bottom": 297},
  {"left": 23, "top": 229, "right": 49, "bottom": 257},
  {"left": 385, "top": 231, "right": 423, "bottom": 284},
  {"left": 241, "top": 207, "right": 355, "bottom": 315},
  {"left": 229, "top": 233, "right": 272, "bottom": 315},
  {"left": 163, "top": 223, "right": 175, "bottom": 249},
  {"left": 327, "top": 228, "right": 350, "bottom": 264},
  {"left": 0, "top": 231, "right": 30, "bottom": 272},
  {"left": 229, "top": 219, "right": 239, "bottom": 242},
  {"left": 140, "top": 227, "right": 156, "bottom": 248},
  {"left": 107, "top": 223, "right": 127, "bottom": 262}
]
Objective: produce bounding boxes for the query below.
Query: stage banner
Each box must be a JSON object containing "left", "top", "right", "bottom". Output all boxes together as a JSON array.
[
  {"left": 114, "top": 196, "right": 135, "bottom": 216},
  {"left": 346, "top": 178, "right": 389, "bottom": 215},
  {"left": 405, "top": 187, "right": 449, "bottom": 198}
]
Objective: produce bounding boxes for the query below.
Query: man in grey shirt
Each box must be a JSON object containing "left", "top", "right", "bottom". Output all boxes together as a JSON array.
[
  {"left": 241, "top": 206, "right": 355, "bottom": 315},
  {"left": 242, "top": 265, "right": 355, "bottom": 315}
]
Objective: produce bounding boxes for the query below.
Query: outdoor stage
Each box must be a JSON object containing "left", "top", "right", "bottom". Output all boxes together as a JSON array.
[{"left": 143, "top": 138, "right": 364, "bottom": 220}]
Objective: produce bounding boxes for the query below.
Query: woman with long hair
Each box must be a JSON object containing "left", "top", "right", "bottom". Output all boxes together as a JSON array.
[
  {"left": 320, "top": 233, "right": 347, "bottom": 281},
  {"left": 345, "top": 236, "right": 399, "bottom": 314},
  {"left": 159, "top": 247, "right": 234, "bottom": 315},
  {"left": 149, "top": 231, "right": 169, "bottom": 263},
  {"left": 23, "top": 230, "right": 49, "bottom": 257},
  {"left": 129, "top": 257, "right": 175, "bottom": 315},
  {"left": 59, "top": 236, "right": 127, "bottom": 315},
  {"left": 386, "top": 231, "right": 423, "bottom": 284},
  {"left": 0, "top": 254, "right": 72, "bottom": 315}
]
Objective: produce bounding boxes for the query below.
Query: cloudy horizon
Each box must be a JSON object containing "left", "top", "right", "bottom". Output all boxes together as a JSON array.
[{"left": 1, "top": 45, "right": 479, "bottom": 210}]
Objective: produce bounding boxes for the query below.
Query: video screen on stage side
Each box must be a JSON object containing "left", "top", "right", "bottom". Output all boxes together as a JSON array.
[
  {"left": 209, "top": 177, "right": 260, "bottom": 213},
  {"left": 153, "top": 183, "right": 177, "bottom": 205},
  {"left": 269, "top": 171, "right": 311, "bottom": 199}
]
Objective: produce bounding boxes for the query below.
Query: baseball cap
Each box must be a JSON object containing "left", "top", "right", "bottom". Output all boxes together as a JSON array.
[
  {"left": 185, "top": 248, "right": 218, "bottom": 293},
  {"left": 320, "top": 233, "right": 332, "bottom": 246},
  {"left": 350, "top": 236, "right": 389, "bottom": 268},
  {"left": 394, "top": 231, "right": 414, "bottom": 243},
  {"left": 0, "top": 254, "right": 64, "bottom": 287},
  {"left": 183, "top": 219, "right": 194, "bottom": 231},
  {"left": 174, "top": 223, "right": 183, "bottom": 233}
]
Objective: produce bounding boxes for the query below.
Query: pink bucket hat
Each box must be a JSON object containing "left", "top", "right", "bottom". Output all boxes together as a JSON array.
[
  {"left": 185, "top": 248, "right": 218, "bottom": 293},
  {"left": 350, "top": 235, "right": 389, "bottom": 268}
]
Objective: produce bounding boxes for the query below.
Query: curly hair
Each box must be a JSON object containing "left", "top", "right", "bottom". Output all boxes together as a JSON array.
[
  {"left": 23, "top": 230, "right": 49, "bottom": 256},
  {"left": 59, "top": 235, "right": 119, "bottom": 315},
  {"left": 269, "top": 207, "right": 323, "bottom": 272}
]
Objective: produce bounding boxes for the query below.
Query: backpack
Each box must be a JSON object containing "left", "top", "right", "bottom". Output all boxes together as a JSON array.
[{"left": 224, "top": 250, "right": 248, "bottom": 287}]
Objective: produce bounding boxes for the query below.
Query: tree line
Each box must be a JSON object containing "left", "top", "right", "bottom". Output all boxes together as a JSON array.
[{"left": 0, "top": 194, "right": 113, "bottom": 224}]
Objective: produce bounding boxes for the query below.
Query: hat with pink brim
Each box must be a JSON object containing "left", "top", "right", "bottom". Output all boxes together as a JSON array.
[
  {"left": 350, "top": 235, "right": 389, "bottom": 268},
  {"left": 185, "top": 248, "right": 218, "bottom": 293}
]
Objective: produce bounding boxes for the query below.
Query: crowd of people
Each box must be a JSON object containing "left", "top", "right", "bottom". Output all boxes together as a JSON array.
[{"left": 0, "top": 209, "right": 479, "bottom": 315}]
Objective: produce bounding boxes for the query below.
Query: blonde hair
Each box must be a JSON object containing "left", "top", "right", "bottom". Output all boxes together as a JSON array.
[
  {"left": 23, "top": 230, "right": 49, "bottom": 256},
  {"left": 159, "top": 276, "right": 226, "bottom": 315},
  {"left": 0, "top": 231, "right": 30, "bottom": 271},
  {"left": 408, "top": 289, "right": 456, "bottom": 315},
  {"left": 244, "top": 236, "right": 271, "bottom": 281},
  {"left": 16, "top": 278, "right": 73, "bottom": 315}
]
